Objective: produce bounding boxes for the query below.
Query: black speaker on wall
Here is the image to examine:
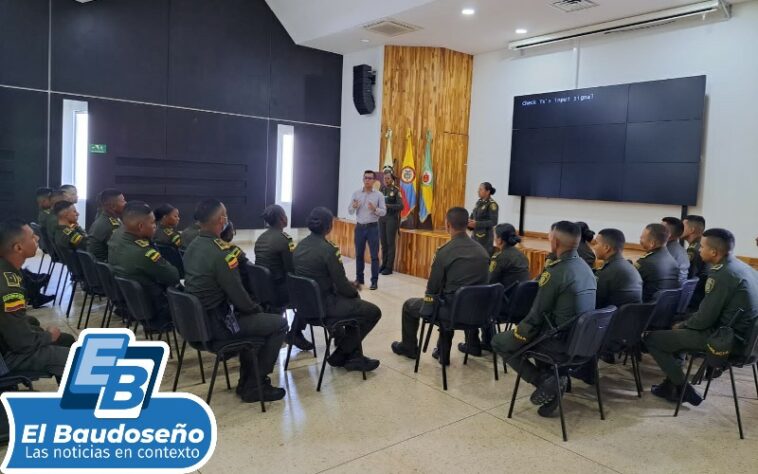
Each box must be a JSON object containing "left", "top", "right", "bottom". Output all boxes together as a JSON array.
[{"left": 353, "top": 64, "right": 376, "bottom": 115}]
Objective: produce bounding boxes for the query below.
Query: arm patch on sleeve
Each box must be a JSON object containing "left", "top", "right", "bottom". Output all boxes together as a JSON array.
[{"left": 145, "top": 249, "right": 162, "bottom": 262}]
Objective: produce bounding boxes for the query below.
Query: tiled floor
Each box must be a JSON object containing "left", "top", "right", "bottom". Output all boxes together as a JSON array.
[{"left": 4, "top": 253, "right": 758, "bottom": 474}]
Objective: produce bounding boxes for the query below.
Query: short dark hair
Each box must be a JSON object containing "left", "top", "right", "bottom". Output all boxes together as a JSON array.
[
  {"left": 703, "top": 228, "right": 735, "bottom": 255},
  {"left": 446, "top": 207, "right": 469, "bottom": 231},
  {"left": 51, "top": 189, "right": 66, "bottom": 200},
  {"left": 261, "top": 204, "right": 286, "bottom": 227},
  {"left": 99, "top": 188, "right": 123, "bottom": 206},
  {"left": 363, "top": 170, "right": 375, "bottom": 176},
  {"left": 122, "top": 201, "right": 152, "bottom": 223},
  {"left": 307, "top": 207, "right": 334, "bottom": 235},
  {"left": 661, "top": 217, "right": 684, "bottom": 238},
  {"left": 0, "top": 219, "right": 27, "bottom": 254},
  {"left": 576, "top": 221, "right": 595, "bottom": 243},
  {"left": 52, "top": 200, "right": 74, "bottom": 216},
  {"left": 481, "top": 182, "right": 496, "bottom": 196},
  {"left": 684, "top": 215, "right": 706, "bottom": 231},
  {"left": 36, "top": 187, "right": 53, "bottom": 198},
  {"left": 195, "top": 199, "right": 223, "bottom": 224},
  {"left": 59, "top": 184, "right": 77, "bottom": 193},
  {"left": 495, "top": 223, "right": 521, "bottom": 247},
  {"left": 645, "top": 223, "right": 670, "bottom": 246},
  {"left": 553, "top": 221, "right": 581, "bottom": 239},
  {"left": 598, "top": 228, "right": 625, "bottom": 252},
  {"left": 153, "top": 203, "right": 176, "bottom": 222}
]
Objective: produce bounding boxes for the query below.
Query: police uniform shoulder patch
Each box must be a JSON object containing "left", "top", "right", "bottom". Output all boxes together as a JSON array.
[
  {"left": 3, "top": 292, "right": 26, "bottom": 312},
  {"left": 134, "top": 239, "right": 149, "bottom": 248},
  {"left": 705, "top": 277, "right": 716, "bottom": 293},
  {"left": 109, "top": 217, "right": 120, "bottom": 227},
  {"left": 538, "top": 271, "right": 551, "bottom": 287},
  {"left": 214, "top": 238, "right": 232, "bottom": 251},
  {"left": 145, "top": 248, "right": 162, "bottom": 262},
  {"left": 229, "top": 246, "right": 241, "bottom": 259},
  {"left": 62, "top": 227, "right": 73, "bottom": 235},
  {"left": 171, "top": 233, "right": 181, "bottom": 245},
  {"left": 490, "top": 201, "right": 498, "bottom": 211},
  {"left": 224, "top": 252, "right": 239, "bottom": 270},
  {"left": 489, "top": 258, "right": 497, "bottom": 273},
  {"left": 163, "top": 228, "right": 174, "bottom": 236},
  {"left": 3, "top": 272, "right": 22, "bottom": 288},
  {"left": 545, "top": 258, "right": 560, "bottom": 268},
  {"left": 70, "top": 233, "right": 83, "bottom": 246}
]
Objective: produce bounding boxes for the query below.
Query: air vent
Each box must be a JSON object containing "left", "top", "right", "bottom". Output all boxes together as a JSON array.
[
  {"left": 552, "top": 0, "right": 599, "bottom": 13},
  {"left": 363, "top": 19, "right": 422, "bottom": 37}
]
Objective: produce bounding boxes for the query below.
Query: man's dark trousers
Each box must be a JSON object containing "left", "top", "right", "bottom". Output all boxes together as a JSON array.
[{"left": 355, "top": 223, "right": 380, "bottom": 285}]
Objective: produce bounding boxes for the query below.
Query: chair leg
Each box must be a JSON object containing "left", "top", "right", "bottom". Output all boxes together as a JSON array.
[
  {"left": 728, "top": 366, "right": 744, "bottom": 439},
  {"left": 594, "top": 357, "right": 605, "bottom": 420},
  {"left": 100, "top": 300, "right": 111, "bottom": 328},
  {"left": 83, "top": 294, "right": 95, "bottom": 328},
  {"left": 463, "top": 331, "right": 469, "bottom": 365},
  {"left": 630, "top": 351, "right": 642, "bottom": 398},
  {"left": 674, "top": 355, "right": 696, "bottom": 417},
  {"left": 251, "top": 348, "right": 266, "bottom": 413},
  {"left": 414, "top": 320, "right": 426, "bottom": 374},
  {"left": 704, "top": 370, "right": 713, "bottom": 400},
  {"left": 223, "top": 359, "right": 231, "bottom": 390},
  {"left": 508, "top": 372, "right": 522, "bottom": 419},
  {"left": 554, "top": 364, "right": 568, "bottom": 442},
  {"left": 76, "top": 293, "right": 89, "bottom": 329},
  {"left": 197, "top": 350, "right": 206, "bottom": 384},
  {"left": 442, "top": 348, "right": 448, "bottom": 391},
  {"left": 37, "top": 254, "right": 45, "bottom": 273},
  {"left": 65, "top": 280, "right": 77, "bottom": 318},
  {"left": 752, "top": 363, "right": 758, "bottom": 399},
  {"left": 422, "top": 321, "right": 434, "bottom": 353},
  {"left": 172, "top": 340, "right": 187, "bottom": 392},
  {"left": 54, "top": 265, "right": 65, "bottom": 304},
  {"left": 172, "top": 329, "right": 181, "bottom": 360},
  {"left": 493, "top": 350, "right": 499, "bottom": 381},
  {"left": 317, "top": 334, "right": 332, "bottom": 392},
  {"left": 309, "top": 324, "right": 317, "bottom": 358},
  {"left": 284, "top": 341, "right": 294, "bottom": 371},
  {"left": 206, "top": 356, "right": 221, "bottom": 404},
  {"left": 354, "top": 325, "right": 367, "bottom": 381}
]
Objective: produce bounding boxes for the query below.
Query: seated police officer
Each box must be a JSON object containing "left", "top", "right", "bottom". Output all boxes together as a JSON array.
[
  {"left": 254, "top": 204, "right": 313, "bottom": 352},
  {"left": 0, "top": 219, "right": 75, "bottom": 381},
  {"left": 459, "top": 223, "right": 530, "bottom": 357},
  {"left": 491, "top": 221, "right": 596, "bottom": 417},
  {"left": 293, "top": 207, "right": 382, "bottom": 372},
  {"left": 636, "top": 223, "right": 680, "bottom": 302},
  {"left": 391, "top": 207, "right": 489, "bottom": 365},
  {"left": 108, "top": 201, "right": 180, "bottom": 327},
  {"left": 153, "top": 203, "right": 182, "bottom": 250},
  {"left": 683, "top": 215, "right": 708, "bottom": 309},
  {"left": 88, "top": 188, "right": 126, "bottom": 261},
  {"left": 662, "top": 217, "right": 689, "bottom": 285},
  {"left": 184, "top": 199, "right": 287, "bottom": 403},
  {"left": 646, "top": 229, "right": 758, "bottom": 405},
  {"left": 52, "top": 200, "right": 88, "bottom": 264}
]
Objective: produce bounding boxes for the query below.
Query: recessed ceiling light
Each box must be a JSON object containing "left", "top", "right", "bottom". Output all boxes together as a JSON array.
[
  {"left": 361, "top": 39, "right": 370, "bottom": 43},
  {"left": 515, "top": 28, "right": 528, "bottom": 34},
  {"left": 461, "top": 8, "right": 475, "bottom": 15}
]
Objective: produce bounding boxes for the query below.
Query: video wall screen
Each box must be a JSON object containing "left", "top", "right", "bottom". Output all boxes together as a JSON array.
[{"left": 508, "top": 76, "right": 705, "bottom": 205}]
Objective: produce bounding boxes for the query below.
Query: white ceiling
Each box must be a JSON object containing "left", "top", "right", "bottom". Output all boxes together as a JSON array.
[{"left": 266, "top": 0, "right": 751, "bottom": 55}]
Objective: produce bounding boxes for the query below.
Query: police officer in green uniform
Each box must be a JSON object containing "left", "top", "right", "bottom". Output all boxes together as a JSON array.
[
  {"left": 153, "top": 203, "right": 182, "bottom": 249},
  {"left": 391, "top": 207, "right": 489, "bottom": 364},
  {"left": 646, "top": 228, "right": 758, "bottom": 405},
  {"left": 662, "top": 217, "right": 689, "bottom": 284},
  {"left": 294, "top": 207, "right": 382, "bottom": 372},
  {"left": 635, "top": 223, "right": 681, "bottom": 302},
  {"left": 35, "top": 187, "right": 53, "bottom": 231},
  {"left": 52, "top": 200, "right": 88, "bottom": 264},
  {"left": 87, "top": 189, "right": 126, "bottom": 261},
  {"left": 184, "top": 199, "right": 287, "bottom": 403},
  {"left": 459, "top": 223, "right": 530, "bottom": 356},
  {"left": 379, "top": 171, "right": 403, "bottom": 275},
  {"left": 108, "top": 202, "right": 180, "bottom": 326},
  {"left": 0, "top": 219, "right": 75, "bottom": 380},
  {"left": 468, "top": 182, "right": 499, "bottom": 255},
  {"left": 45, "top": 189, "right": 67, "bottom": 240},
  {"left": 254, "top": 204, "right": 313, "bottom": 351},
  {"left": 683, "top": 215, "right": 708, "bottom": 309},
  {"left": 491, "top": 221, "right": 597, "bottom": 417},
  {"left": 180, "top": 206, "right": 202, "bottom": 251}
]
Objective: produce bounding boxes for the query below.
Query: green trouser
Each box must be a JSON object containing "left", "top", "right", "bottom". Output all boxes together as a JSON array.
[
  {"left": 379, "top": 215, "right": 399, "bottom": 271},
  {"left": 491, "top": 330, "right": 569, "bottom": 386},
  {"left": 645, "top": 328, "right": 709, "bottom": 386}
]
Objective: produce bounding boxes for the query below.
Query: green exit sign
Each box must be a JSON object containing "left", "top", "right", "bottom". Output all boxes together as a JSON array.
[{"left": 90, "top": 144, "right": 107, "bottom": 154}]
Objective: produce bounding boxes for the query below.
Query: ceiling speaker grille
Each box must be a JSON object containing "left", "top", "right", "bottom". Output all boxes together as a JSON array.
[
  {"left": 551, "top": 0, "right": 599, "bottom": 13},
  {"left": 363, "top": 19, "right": 422, "bottom": 37}
]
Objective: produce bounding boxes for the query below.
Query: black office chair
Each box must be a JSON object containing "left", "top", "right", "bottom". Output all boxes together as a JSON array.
[
  {"left": 114, "top": 276, "right": 179, "bottom": 357},
  {"left": 0, "top": 352, "right": 53, "bottom": 392},
  {"left": 247, "top": 263, "right": 316, "bottom": 358},
  {"left": 600, "top": 302, "right": 656, "bottom": 397},
  {"left": 166, "top": 287, "right": 266, "bottom": 411},
  {"left": 414, "top": 284, "right": 505, "bottom": 390},
  {"left": 75, "top": 250, "right": 109, "bottom": 329},
  {"left": 94, "top": 261, "right": 129, "bottom": 328},
  {"left": 154, "top": 243, "right": 184, "bottom": 279},
  {"left": 676, "top": 278, "right": 699, "bottom": 315},
  {"left": 507, "top": 306, "right": 617, "bottom": 442},
  {"left": 494, "top": 280, "right": 539, "bottom": 332},
  {"left": 647, "top": 288, "right": 683, "bottom": 330},
  {"left": 29, "top": 222, "right": 48, "bottom": 274},
  {"left": 674, "top": 318, "right": 758, "bottom": 439},
  {"left": 55, "top": 246, "right": 85, "bottom": 319},
  {"left": 286, "top": 273, "right": 367, "bottom": 391}
]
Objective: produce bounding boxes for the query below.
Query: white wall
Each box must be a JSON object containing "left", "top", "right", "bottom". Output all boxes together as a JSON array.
[
  {"left": 337, "top": 46, "right": 384, "bottom": 219},
  {"left": 467, "top": 1, "right": 758, "bottom": 256}
]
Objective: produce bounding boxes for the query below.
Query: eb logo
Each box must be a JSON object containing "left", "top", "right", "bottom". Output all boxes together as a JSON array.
[{"left": 60, "top": 332, "right": 166, "bottom": 419}]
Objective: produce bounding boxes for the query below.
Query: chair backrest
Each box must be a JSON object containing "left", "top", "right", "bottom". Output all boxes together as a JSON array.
[
  {"left": 286, "top": 273, "right": 326, "bottom": 324},
  {"left": 166, "top": 287, "right": 212, "bottom": 346},
  {"left": 114, "top": 276, "right": 156, "bottom": 324},
  {"left": 648, "top": 288, "right": 683, "bottom": 330},
  {"left": 154, "top": 243, "right": 184, "bottom": 278},
  {"left": 449, "top": 283, "right": 504, "bottom": 327},
  {"left": 565, "top": 306, "right": 617, "bottom": 361},
  {"left": 245, "top": 263, "right": 276, "bottom": 308},
  {"left": 677, "top": 278, "right": 699, "bottom": 314},
  {"left": 57, "top": 245, "right": 84, "bottom": 280},
  {"left": 0, "top": 352, "right": 10, "bottom": 378},
  {"left": 503, "top": 280, "right": 539, "bottom": 323},
  {"left": 76, "top": 250, "right": 104, "bottom": 293},
  {"left": 601, "top": 302, "right": 656, "bottom": 352},
  {"left": 94, "top": 261, "right": 124, "bottom": 305},
  {"left": 30, "top": 222, "right": 48, "bottom": 254}
]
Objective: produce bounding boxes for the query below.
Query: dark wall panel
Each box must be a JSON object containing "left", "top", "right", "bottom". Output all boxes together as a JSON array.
[
  {"left": 168, "top": 0, "right": 271, "bottom": 116},
  {"left": 289, "top": 123, "right": 340, "bottom": 227},
  {"left": 0, "top": 0, "right": 49, "bottom": 89},
  {"left": 51, "top": 0, "right": 169, "bottom": 103},
  {"left": 0, "top": 88, "right": 47, "bottom": 221},
  {"left": 270, "top": 21, "right": 342, "bottom": 126}
]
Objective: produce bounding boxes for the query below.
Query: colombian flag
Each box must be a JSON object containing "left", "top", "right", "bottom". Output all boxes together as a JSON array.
[
  {"left": 418, "top": 130, "right": 434, "bottom": 223},
  {"left": 399, "top": 129, "right": 417, "bottom": 221}
]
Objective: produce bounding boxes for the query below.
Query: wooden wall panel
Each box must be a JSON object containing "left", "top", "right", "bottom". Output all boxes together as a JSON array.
[{"left": 380, "top": 46, "right": 473, "bottom": 230}]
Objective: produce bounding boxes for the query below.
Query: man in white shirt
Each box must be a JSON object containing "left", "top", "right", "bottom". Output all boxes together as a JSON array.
[{"left": 348, "top": 170, "right": 387, "bottom": 290}]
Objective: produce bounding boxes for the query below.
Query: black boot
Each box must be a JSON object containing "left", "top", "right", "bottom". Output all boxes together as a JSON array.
[
  {"left": 457, "top": 342, "right": 483, "bottom": 357},
  {"left": 286, "top": 330, "right": 314, "bottom": 351},
  {"left": 241, "top": 378, "right": 286, "bottom": 403},
  {"left": 651, "top": 378, "right": 678, "bottom": 402}
]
